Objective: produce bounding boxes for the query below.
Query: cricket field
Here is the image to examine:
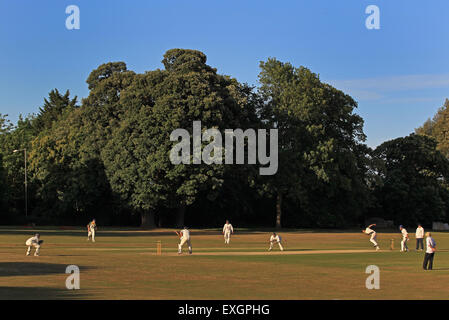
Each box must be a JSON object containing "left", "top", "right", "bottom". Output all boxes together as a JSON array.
[{"left": 0, "top": 227, "right": 448, "bottom": 300}]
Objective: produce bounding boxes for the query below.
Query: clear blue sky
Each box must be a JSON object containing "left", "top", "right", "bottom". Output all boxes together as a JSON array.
[{"left": 1, "top": 0, "right": 448, "bottom": 147}]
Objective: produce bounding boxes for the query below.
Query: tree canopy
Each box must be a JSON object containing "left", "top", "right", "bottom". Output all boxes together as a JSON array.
[
  {"left": 257, "top": 58, "right": 369, "bottom": 228},
  {"left": 416, "top": 98, "right": 449, "bottom": 158},
  {"left": 1, "top": 50, "right": 448, "bottom": 228},
  {"left": 372, "top": 134, "right": 449, "bottom": 225}
]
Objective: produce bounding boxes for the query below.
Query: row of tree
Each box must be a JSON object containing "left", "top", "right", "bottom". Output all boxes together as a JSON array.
[{"left": 1, "top": 49, "right": 448, "bottom": 228}]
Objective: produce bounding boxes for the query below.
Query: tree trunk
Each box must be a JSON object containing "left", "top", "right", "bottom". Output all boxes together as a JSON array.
[
  {"left": 275, "top": 192, "right": 282, "bottom": 229},
  {"left": 175, "top": 204, "right": 186, "bottom": 228},
  {"left": 141, "top": 209, "right": 156, "bottom": 228}
]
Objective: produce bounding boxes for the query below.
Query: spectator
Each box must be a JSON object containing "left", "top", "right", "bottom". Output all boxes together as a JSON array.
[{"left": 423, "top": 232, "right": 436, "bottom": 270}]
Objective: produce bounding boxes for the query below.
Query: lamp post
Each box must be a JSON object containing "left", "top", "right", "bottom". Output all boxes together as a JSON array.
[{"left": 13, "top": 149, "right": 27, "bottom": 217}]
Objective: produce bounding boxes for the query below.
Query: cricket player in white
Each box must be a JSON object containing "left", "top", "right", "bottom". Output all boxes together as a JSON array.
[
  {"left": 176, "top": 227, "right": 192, "bottom": 254},
  {"left": 87, "top": 219, "right": 97, "bottom": 242},
  {"left": 268, "top": 232, "right": 284, "bottom": 251},
  {"left": 222, "top": 220, "right": 234, "bottom": 244},
  {"left": 415, "top": 224, "right": 424, "bottom": 251},
  {"left": 399, "top": 225, "right": 409, "bottom": 252},
  {"left": 26, "top": 233, "right": 42, "bottom": 256},
  {"left": 362, "top": 224, "right": 380, "bottom": 251}
]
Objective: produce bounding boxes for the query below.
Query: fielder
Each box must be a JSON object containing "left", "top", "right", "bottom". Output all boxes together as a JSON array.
[
  {"left": 399, "top": 225, "right": 409, "bottom": 252},
  {"left": 176, "top": 226, "right": 192, "bottom": 255},
  {"left": 222, "top": 220, "right": 234, "bottom": 244},
  {"left": 362, "top": 224, "right": 380, "bottom": 251},
  {"left": 415, "top": 224, "right": 425, "bottom": 251},
  {"left": 87, "top": 219, "right": 97, "bottom": 242},
  {"left": 26, "top": 233, "right": 43, "bottom": 256},
  {"left": 268, "top": 232, "right": 284, "bottom": 251}
]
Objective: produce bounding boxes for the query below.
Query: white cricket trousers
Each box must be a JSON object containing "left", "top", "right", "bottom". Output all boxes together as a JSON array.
[
  {"left": 26, "top": 241, "right": 40, "bottom": 256},
  {"left": 88, "top": 229, "right": 95, "bottom": 242},
  {"left": 401, "top": 238, "right": 408, "bottom": 251},
  {"left": 269, "top": 241, "right": 284, "bottom": 251},
  {"left": 370, "top": 233, "right": 378, "bottom": 247},
  {"left": 178, "top": 238, "right": 192, "bottom": 254},
  {"left": 224, "top": 231, "right": 231, "bottom": 244}
]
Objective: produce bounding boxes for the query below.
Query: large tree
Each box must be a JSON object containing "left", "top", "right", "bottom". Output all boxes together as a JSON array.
[
  {"left": 372, "top": 134, "right": 449, "bottom": 225},
  {"left": 28, "top": 68, "right": 134, "bottom": 224},
  {"left": 102, "top": 49, "right": 256, "bottom": 227},
  {"left": 416, "top": 98, "right": 449, "bottom": 158},
  {"left": 33, "top": 89, "right": 78, "bottom": 132},
  {"left": 257, "top": 58, "right": 368, "bottom": 228},
  {"left": 0, "top": 114, "right": 37, "bottom": 219},
  {"left": 29, "top": 107, "right": 114, "bottom": 223},
  {"left": 0, "top": 153, "right": 5, "bottom": 213}
]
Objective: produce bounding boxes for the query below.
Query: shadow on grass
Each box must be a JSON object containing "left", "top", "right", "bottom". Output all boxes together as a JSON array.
[
  {"left": 0, "top": 286, "right": 87, "bottom": 300},
  {"left": 0, "top": 262, "right": 94, "bottom": 277}
]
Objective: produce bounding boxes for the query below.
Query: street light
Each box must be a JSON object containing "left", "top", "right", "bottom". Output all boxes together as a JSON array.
[{"left": 13, "top": 149, "right": 27, "bottom": 217}]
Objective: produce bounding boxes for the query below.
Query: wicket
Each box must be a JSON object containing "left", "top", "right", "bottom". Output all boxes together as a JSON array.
[
  {"left": 156, "top": 240, "right": 162, "bottom": 255},
  {"left": 390, "top": 239, "right": 394, "bottom": 250}
]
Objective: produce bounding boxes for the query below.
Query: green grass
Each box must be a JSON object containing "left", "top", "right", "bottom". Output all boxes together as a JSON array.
[{"left": 0, "top": 227, "right": 448, "bottom": 299}]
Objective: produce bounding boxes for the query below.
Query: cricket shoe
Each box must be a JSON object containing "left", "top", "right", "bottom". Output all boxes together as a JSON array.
[
  {"left": 376, "top": 247, "right": 380, "bottom": 251},
  {"left": 26, "top": 252, "right": 30, "bottom": 256}
]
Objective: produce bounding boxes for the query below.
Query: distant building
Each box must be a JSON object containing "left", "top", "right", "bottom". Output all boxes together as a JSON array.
[{"left": 432, "top": 222, "right": 449, "bottom": 231}]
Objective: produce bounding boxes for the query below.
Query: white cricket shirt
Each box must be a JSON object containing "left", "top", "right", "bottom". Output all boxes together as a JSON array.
[
  {"left": 416, "top": 227, "right": 424, "bottom": 239},
  {"left": 401, "top": 228, "right": 408, "bottom": 239},
  {"left": 223, "top": 223, "right": 233, "bottom": 233},
  {"left": 426, "top": 237, "right": 436, "bottom": 254},
  {"left": 181, "top": 229, "right": 190, "bottom": 240}
]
